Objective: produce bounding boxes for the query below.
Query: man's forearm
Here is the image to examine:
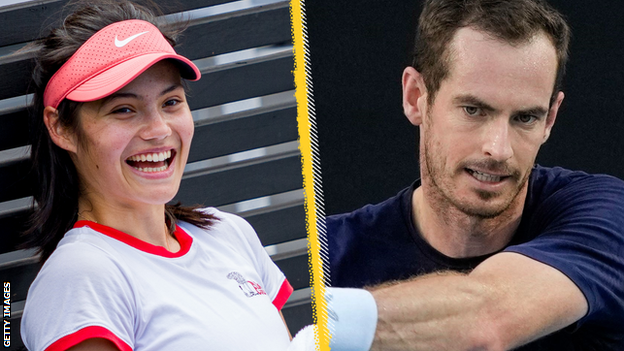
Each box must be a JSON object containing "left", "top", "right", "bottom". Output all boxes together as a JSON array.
[
  {"left": 370, "top": 272, "right": 501, "bottom": 351},
  {"left": 367, "top": 253, "right": 587, "bottom": 351}
]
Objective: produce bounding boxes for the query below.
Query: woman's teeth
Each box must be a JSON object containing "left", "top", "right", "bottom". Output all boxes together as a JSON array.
[
  {"left": 127, "top": 150, "right": 172, "bottom": 162},
  {"left": 135, "top": 165, "right": 168, "bottom": 173},
  {"left": 127, "top": 150, "right": 173, "bottom": 172}
]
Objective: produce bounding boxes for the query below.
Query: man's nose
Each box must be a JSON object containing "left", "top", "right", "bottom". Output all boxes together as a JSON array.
[{"left": 482, "top": 118, "right": 513, "bottom": 162}]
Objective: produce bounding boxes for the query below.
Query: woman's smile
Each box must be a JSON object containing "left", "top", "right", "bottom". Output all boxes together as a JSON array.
[{"left": 126, "top": 149, "right": 175, "bottom": 173}]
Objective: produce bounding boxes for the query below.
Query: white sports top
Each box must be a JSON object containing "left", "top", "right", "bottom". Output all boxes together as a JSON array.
[{"left": 21, "top": 209, "right": 293, "bottom": 351}]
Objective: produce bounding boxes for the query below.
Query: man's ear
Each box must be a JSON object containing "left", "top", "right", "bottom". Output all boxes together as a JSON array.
[
  {"left": 402, "top": 66, "right": 428, "bottom": 126},
  {"left": 543, "top": 91, "right": 564, "bottom": 144},
  {"left": 43, "top": 106, "right": 78, "bottom": 153}
]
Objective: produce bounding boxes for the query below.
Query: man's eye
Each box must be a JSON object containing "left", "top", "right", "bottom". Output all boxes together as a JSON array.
[
  {"left": 463, "top": 106, "right": 481, "bottom": 116},
  {"left": 516, "top": 114, "right": 537, "bottom": 124}
]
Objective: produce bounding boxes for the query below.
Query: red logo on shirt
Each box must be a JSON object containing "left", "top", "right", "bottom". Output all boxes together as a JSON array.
[{"left": 227, "top": 272, "right": 267, "bottom": 297}]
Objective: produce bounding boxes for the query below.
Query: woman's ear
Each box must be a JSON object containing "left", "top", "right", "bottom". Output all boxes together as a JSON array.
[
  {"left": 402, "top": 67, "right": 428, "bottom": 126},
  {"left": 43, "top": 106, "right": 78, "bottom": 153}
]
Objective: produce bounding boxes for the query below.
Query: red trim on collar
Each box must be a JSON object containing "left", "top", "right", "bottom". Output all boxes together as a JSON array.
[{"left": 73, "top": 220, "right": 192, "bottom": 258}]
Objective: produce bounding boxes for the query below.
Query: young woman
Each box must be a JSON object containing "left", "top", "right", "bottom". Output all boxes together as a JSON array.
[{"left": 21, "top": 1, "right": 293, "bottom": 350}]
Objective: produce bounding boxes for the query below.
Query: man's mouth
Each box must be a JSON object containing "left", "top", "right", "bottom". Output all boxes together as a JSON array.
[
  {"left": 466, "top": 168, "right": 506, "bottom": 183},
  {"left": 126, "top": 150, "right": 175, "bottom": 173}
]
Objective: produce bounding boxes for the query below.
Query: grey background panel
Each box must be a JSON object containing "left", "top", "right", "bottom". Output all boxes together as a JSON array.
[
  {"left": 245, "top": 205, "right": 306, "bottom": 246},
  {"left": 0, "top": 110, "right": 28, "bottom": 151},
  {"left": 178, "top": 3, "right": 291, "bottom": 60},
  {"left": 274, "top": 254, "right": 309, "bottom": 291},
  {"left": 282, "top": 302, "right": 313, "bottom": 336},
  {"left": 0, "top": 211, "right": 31, "bottom": 255},
  {"left": 0, "top": 0, "right": 311, "bottom": 348},
  {"left": 0, "top": 161, "right": 31, "bottom": 203},
  {"left": 0, "top": 58, "right": 33, "bottom": 101},
  {"left": 187, "top": 54, "right": 295, "bottom": 110},
  {"left": 0, "top": 0, "right": 238, "bottom": 47},
  {"left": 0, "top": 4, "right": 291, "bottom": 101},
  {"left": 175, "top": 156, "right": 303, "bottom": 207},
  {"left": 0, "top": 263, "right": 41, "bottom": 303},
  {"left": 188, "top": 106, "right": 297, "bottom": 162}
]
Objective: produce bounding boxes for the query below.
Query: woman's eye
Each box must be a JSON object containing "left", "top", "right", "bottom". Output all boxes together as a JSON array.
[
  {"left": 163, "top": 99, "right": 180, "bottom": 107},
  {"left": 463, "top": 106, "right": 481, "bottom": 116},
  {"left": 112, "top": 107, "right": 132, "bottom": 114}
]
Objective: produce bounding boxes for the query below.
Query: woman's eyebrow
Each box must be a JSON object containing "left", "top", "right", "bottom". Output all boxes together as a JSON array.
[
  {"left": 160, "top": 83, "right": 183, "bottom": 96},
  {"left": 101, "top": 92, "right": 140, "bottom": 105}
]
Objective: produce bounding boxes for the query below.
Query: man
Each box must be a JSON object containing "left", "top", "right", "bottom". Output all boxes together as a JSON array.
[{"left": 327, "top": 0, "right": 624, "bottom": 350}]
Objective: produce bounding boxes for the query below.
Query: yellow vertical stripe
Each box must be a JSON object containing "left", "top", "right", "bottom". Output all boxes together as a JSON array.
[{"left": 290, "top": 0, "right": 330, "bottom": 350}]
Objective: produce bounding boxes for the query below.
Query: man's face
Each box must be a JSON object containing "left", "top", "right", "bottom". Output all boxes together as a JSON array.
[{"left": 405, "top": 27, "right": 563, "bottom": 218}]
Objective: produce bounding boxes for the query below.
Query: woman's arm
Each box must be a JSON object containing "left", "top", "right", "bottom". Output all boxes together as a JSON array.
[
  {"left": 67, "top": 338, "right": 120, "bottom": 351},
  {"left": 281, "top": 311, "right": 293, "bottom": 340}
]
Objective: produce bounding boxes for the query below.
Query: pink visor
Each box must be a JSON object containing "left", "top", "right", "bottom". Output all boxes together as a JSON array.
[{"left": 43, "top": 19, "right": 200, "bottom": 108}]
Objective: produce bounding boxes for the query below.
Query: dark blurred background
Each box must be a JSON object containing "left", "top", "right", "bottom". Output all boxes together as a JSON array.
[{"left": 306, "top": 1, "right": 624, "bottom": 215}]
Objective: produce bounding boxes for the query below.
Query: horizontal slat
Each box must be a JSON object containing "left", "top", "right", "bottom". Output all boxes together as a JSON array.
[
  {"left": 0, "top": 196, "right": 32, "bottom": 219},
  {"left": 265, "top": 238, "right": 307, "bottom": 261},
  {"left": 175, "top": 154, "right": 303, "bottom": 207},
  {"left": 188, "top": 51, "right": 294, "bottom": 110},
  {"left": 0, "top": 249, "right": 38, "bottom": 271},
  {"left": 178, "top": 1, "right": 290, "bottom": 60},
  {"left": 0, "top": 0, "right": 238, "bottom": 47},
  {"left": 0, "top": 146, "right": 30, "bottom": 168},
  {"left": 189, "top": 105, "right": 297, "bottom": 162}
]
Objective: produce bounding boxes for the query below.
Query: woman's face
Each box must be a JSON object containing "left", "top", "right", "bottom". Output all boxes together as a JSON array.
[{"left": 70, "top": 60, "right": 194, "bottom": 210}]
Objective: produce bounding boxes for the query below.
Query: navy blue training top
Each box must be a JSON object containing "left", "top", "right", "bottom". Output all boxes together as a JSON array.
[{"left": 327, "top": 165, "right": 624, "bottom": 350}]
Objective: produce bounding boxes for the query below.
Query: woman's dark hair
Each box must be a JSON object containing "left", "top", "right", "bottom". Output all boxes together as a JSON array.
[{"left": 24, "top": 0, "right": 216, "bottom": 262}]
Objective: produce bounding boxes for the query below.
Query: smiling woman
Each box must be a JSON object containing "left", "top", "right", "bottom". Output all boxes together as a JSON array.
[{"left": 19, "top": 1, "right": 294, "bottom": 350}]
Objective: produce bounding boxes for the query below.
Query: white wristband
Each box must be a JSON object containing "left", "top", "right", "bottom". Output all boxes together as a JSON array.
[
  {"left": 288, "top": 325, "right": 318, "bottom": 351},
  {"left": 327, "top": 287, "right": 378, "bottom": 351}
]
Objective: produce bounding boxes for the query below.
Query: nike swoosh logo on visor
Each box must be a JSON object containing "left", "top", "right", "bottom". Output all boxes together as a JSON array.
[{"left": 114, "top": 31, "right": 149, "bottom": 48}]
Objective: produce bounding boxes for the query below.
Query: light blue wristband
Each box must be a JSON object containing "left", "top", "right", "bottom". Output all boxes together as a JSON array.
[{"left": 327, "top": 287, "right": 378, "bottom": 351}]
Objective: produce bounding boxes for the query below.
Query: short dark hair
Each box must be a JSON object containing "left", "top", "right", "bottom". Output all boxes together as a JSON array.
[
  {"left": 25, "top": 0, "right": 215, "bottom": 262},
  {"left": 412, "top": 0, "right": 570, "bottom": 105}
]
